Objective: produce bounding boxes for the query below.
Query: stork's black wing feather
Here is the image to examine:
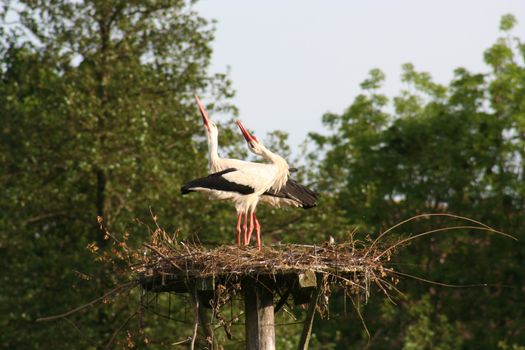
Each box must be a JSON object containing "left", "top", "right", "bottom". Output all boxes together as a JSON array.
[
  {"left": 263, "top": 179, "right": 319, "bottom": 209},
  {"left": 181, "top": 168, "right": 255, "bottom": 195}
]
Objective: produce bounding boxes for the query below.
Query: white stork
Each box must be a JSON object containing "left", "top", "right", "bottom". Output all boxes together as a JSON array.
[
  {"left": 234, "top": 120, "right": 318, "bottom": 246},
  {"left": 195, "top": 95, "right": 317, "bottom": 209},
  {"left": 182, "top": 99, "right": 318, "bottom": 249},
  {"left": 181, "top": 149, "right": 286, "bottom": 250}
]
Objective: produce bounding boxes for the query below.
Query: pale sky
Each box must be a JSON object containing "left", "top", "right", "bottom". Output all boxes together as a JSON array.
[{"left": 194, "top": 0, "right": 525, "bottom": 152}]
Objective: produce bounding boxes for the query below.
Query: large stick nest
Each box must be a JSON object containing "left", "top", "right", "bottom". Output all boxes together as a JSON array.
[
  {"left": 131, "top": 227, "right": 395, "bottom": 304},
  {"left": 36, "top": 213, "right": 509, "bottom": 348},
  {"left": 138, "top": 242, "right": 379, "bottom": 277},
  {"left": 128, "top": 212, "right": 509, "bottom": 305}
]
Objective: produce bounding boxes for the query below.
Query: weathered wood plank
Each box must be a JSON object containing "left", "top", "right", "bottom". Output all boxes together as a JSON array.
[
  {"left": 297, "top": 274, "right": 324, "bottom": 350},
  {"left": 298, "top": 270, "right": 317, "bottom": 288},
  {"left": 244, "top": 278, "right": 275, "bottom": 350}
]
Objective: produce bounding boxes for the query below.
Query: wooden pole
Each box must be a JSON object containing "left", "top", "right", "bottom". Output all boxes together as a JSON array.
[
  {"left": 297, "top": 274, "right": 324, "bottom": 350},
  {"left": 243, "top": 278, "right": 275, "bottom": 350}
]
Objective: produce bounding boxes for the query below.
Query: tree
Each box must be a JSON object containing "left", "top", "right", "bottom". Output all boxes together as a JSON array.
[
  {"left": 0, "top": 1, "right": 237, "bottom": 348},
  {"left": 308, "top": 14, "right": 525, "bottom": 349}
]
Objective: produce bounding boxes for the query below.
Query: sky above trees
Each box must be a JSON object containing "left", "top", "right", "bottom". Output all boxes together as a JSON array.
[{"left": 195, "top": 0, "right": 525, "bottom": 151}]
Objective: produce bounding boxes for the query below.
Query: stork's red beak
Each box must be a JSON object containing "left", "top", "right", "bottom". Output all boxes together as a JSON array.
[
  {"left": 195, "top": 95, "right": 211, "bottom": 131},
  {"left": 236, "top": 120, "right": 256, "bottom": 143}
]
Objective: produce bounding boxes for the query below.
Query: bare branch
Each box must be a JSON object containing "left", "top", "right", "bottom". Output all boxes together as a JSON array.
[{"left": 36, "top": 281, "right": 137, "bottom": 322}]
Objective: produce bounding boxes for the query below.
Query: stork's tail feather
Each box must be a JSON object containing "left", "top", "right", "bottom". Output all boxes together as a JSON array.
[
  {"left": 180, "top": 183, "right": 194, "bottom": 195},
  {"left": 263, "top": 179, "right": 319, "bottom": 209}
]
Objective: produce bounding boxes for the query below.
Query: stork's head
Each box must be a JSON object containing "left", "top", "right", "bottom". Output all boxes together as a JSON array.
[
  {"left": 195, "top": 95, "right": 218, "bottom": 138},
  {"left": 236, "top": 119, "right": 264, "bottom": 155}
]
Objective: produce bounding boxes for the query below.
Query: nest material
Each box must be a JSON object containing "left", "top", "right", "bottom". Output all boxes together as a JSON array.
[
  {"left": 138, "top": 242, "right": 380, "bottom": 277},
  {"left": 133, "top": 228, "right": 392, "bottom": 304}
]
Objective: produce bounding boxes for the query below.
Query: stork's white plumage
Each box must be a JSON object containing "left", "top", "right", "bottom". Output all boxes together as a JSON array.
[
  {"left": 181, "top": 159, "right": 285, "bottom": 249},
  {"left": 181, "top": 118, "right": 290, "bottom": 250},
  {"left": 193, "top": 96, "right": 285, "bottom": 247},
  {"left": 235, "top": 120, "right": 289, "bottom": 192},
  {"left": 234, "top": 120, "right": 291, "bottom": 247},
  {"left": 183, "top": 97, "right": 318, "bottom": 250},
  {"left": 195, "top": 96, "right": 316, "bottom": 208}
]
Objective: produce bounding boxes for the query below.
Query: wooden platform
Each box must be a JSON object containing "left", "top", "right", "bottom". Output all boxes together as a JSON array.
[
  {"left": 139, "top": 269, "right": 366, "bottom": 350},
  {"left": 134, "top": 242, "right": 383, "bottom": 349}
]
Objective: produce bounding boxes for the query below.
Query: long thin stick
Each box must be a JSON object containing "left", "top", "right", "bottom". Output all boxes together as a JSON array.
[
  {"left": 143, "top": 242, "right": 181, "bottom": 270},
  {"left": 36, "top": 282, "right": 136, "bottom": 322},
  {"left": 191, "top": 284, "right": 199, "bottom": 350},
  {"left": 375, "top": 225, "right": 516, "bottom": 261},
  {"left": 105, "top": 311, "right": 139, "bottom": 349},
  {"left": 388, "top": 269, "right": 512, "bottom": 288},
  {"left": 350, "top": 295, "right": 370, "bottom": 339},
  {"left": 297, "top": 274, "right": 324, "bottom": 350},
  {"left": 365, "top": 213, "right": 501, "bottom": 257}
]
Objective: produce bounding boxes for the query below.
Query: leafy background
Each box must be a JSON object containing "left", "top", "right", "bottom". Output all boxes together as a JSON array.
[{"left": 0, "top": 1, "right": 524, "bottom": 349}]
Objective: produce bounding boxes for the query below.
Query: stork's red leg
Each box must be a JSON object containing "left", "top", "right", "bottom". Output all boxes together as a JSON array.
[
  {"left": 254, "top": 213, "right": 261, "bottom": 251},
  {"left": 236, "top": 211, "right": 243, "bottom": 246},
  {"left": 246, "top": 210, "right": 255, "bottom": 246},
  {"left": 243, "top": 212, "right": 248, "bottom": 245}
]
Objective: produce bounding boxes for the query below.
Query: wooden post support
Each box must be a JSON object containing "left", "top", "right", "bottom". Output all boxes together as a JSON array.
[
  {"left": 243, "top": 278, "right": 275, "bottom": 350},
  {"left": 297, "top": 270, "right": 317, "bottom": 288},
  {"left": 297, "top": 274, "right": 324, "bottom": 350},
  {"left": 187, "top": 280, "right": 215, "bottom": 349}
]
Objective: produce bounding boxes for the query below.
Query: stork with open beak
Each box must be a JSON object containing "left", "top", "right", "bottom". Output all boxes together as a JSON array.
[
  {"left": 196, "top": 95, "right": 250, "bottom": 173},
  {"left": 183, "top": 97, "right": 319, "bottom": 249},
  {"left": 235, "top": 120, "right": 289, "bottom": 192},
  {"left": 234, "top": 119, "right": 293, "bottom": 246},
  {"left": 196, "top": 96, "right": 316, "bottom": 206},
  {"left": 236, "top": 121, "right": 319, "bottom": 245}
]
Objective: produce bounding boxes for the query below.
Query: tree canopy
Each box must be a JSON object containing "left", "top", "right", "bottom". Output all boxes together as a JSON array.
[
  {"left": 1, "top": 2, "right": 524, "bottom": 349},
  {"left": 308, "top": 14, "right": 525, "bottom": 349}
]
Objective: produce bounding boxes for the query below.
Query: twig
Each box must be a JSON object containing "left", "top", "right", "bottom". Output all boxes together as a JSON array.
[
  {"left": 388, "top": 269, "right": 513, "bottom": 289},
  {"left": 191, "top": 284, "right": 199, "bottom": 350},
  {"left": 143, "top": 242, "right": 181, "bottom": 270},
  {"left": 297, "top": 274, "right": 324, "bottom": 350},
  {"left": 105, "top": 311, "right": 139, "bottom": 349},
  {"left": 366, "top": 213, "right": 501, "bottom": 257},
  {"left": 172, "top": 337, "right": 192, "bottom": 345},
  {"left": 350, "top": 295, "right": 370, "bottom": 339},
  {"left": 374, "top": 225, "right": 516, "bottom": 261},
  {"left": 36, "top": 282, "right": 136, "bottom": 322}
]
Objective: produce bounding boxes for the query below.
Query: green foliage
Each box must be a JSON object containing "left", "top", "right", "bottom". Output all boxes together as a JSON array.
[
  {"left": 308, "top": 15, "right": 525, "bottom": 349},
  {"left": 500, "top": 14, "right": 517, "bottom": 32},
  {"left": 0, "top": 0, "right": 237, "bottom": 348},
  {"left": 2, "top": 3, "right": 524, "bottom": 349},
  {"left": 360, "top": 68, "right": 385, "bottom": 90},
  {"left": 402, "top": 295, "right": 463, "bottom": 350},
  {"left": 499, "top": 341, "right": 525, "bottom": 350}
]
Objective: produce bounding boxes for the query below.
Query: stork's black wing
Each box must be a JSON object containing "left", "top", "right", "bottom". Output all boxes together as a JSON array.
[{"left": 181, "top": 168, "right": 255, "bottom": 195}]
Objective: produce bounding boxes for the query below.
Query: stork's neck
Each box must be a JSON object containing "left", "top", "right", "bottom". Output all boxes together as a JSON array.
[
  {"left": 259, "top": 144, "right": 289, "bottom": 191},
  {"left": 207, "top": 133, "right": 221, "bottom": 171}
]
